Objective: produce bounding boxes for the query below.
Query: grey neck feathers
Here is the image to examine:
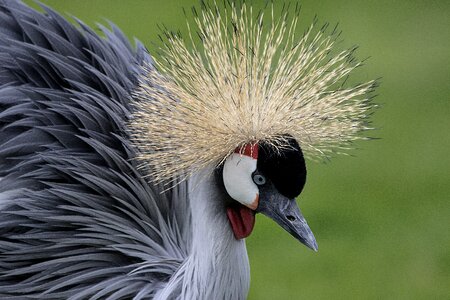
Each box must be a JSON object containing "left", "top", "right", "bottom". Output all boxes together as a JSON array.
[{"left": 156, "top": 166, "right": 250, "bottom": 300}]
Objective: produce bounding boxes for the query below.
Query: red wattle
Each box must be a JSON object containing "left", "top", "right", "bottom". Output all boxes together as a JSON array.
[{"left": 226, "top": 204, "right": 255, "bottom": 239}]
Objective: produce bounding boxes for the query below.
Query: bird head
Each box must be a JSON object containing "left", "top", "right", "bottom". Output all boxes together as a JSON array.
[
  {"left": 129, "top": 3, "right": 375, "bottom": 251},
  {"left": 222, "top": 137, "right": 317, "bottom": 250}
]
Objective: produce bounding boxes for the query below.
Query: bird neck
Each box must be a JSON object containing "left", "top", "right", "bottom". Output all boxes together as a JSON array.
[{"left": 185, "top": 167, "right": 251, "bottom": 299}]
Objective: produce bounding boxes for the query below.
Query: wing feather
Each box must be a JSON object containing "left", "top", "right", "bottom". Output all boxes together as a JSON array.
[{"left": 0, "top": 1, "right": 189, "bottom": 298}]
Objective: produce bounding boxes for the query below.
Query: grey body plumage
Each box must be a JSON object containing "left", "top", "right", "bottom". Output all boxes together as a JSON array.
[{"left": 0, "top": 1, "right": 214, "bottom": 298}]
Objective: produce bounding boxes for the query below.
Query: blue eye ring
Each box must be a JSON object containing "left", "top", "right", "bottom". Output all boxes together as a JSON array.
[{"left": 253, "top": 174, "right": 266, "bottom": 186}]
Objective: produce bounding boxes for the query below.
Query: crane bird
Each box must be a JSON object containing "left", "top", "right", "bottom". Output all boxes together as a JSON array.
[{"left": 0, "top": 1, "right": 376, "bottom": 299}]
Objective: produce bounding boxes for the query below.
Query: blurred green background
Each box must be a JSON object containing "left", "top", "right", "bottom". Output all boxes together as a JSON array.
[{"left": 26, "top": 0, "right": 450, "bottom": 299}]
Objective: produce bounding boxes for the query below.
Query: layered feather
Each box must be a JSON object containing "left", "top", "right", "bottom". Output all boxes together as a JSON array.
[{"left": 0, "top": 1, "right": 190, "bottom": 298}]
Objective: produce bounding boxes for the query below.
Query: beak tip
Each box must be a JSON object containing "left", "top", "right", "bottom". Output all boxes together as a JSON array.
[{"left": 305, "top": 237, "right": 318, "bottom": 252}]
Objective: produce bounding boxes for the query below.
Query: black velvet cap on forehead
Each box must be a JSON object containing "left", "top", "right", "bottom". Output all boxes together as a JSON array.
[{"left": 257, "top": 137, "right": 307, "bottom": 199}]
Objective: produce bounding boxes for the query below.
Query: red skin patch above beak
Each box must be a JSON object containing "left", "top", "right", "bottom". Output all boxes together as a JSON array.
[{"left": 235, "top": 143, "right": 258, "bottom": 159}]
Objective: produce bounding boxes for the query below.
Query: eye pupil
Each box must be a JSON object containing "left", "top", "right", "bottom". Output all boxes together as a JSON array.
[{"left": 253, "top": 174, "right": 266, "bottom": 186}]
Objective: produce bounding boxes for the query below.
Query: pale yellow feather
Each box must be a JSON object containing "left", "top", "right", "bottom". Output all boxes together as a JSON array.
[{"left": 129, "top": 3, "right": 376, "bottom": 184}]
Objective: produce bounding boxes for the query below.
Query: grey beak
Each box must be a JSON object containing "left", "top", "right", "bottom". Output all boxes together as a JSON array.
[{"left": 256, "top": 184, "right": 318, "bottom": 251}]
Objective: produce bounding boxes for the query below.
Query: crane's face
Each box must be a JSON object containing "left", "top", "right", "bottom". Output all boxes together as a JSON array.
[{"left": 222, "top": 138, "right": 317, "bottom": 251}]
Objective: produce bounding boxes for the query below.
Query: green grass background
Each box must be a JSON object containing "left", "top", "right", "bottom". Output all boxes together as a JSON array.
[{"left": 26, "top": 1, "right": 450, "bottom": 299}]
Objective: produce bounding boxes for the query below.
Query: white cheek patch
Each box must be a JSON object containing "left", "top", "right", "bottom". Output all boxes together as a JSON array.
[{"left": 223, "top": 151, "right": 259, "bottom": 210}]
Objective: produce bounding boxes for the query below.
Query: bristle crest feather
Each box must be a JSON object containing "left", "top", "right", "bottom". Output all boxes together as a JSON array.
[{"left": 128, "top": 2, "right": 376, "bottom": 184}]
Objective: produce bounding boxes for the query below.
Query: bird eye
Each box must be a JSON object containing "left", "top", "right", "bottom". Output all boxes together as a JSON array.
[{"left": 253, "top": 174, "right": 266, "bottom": 186}]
